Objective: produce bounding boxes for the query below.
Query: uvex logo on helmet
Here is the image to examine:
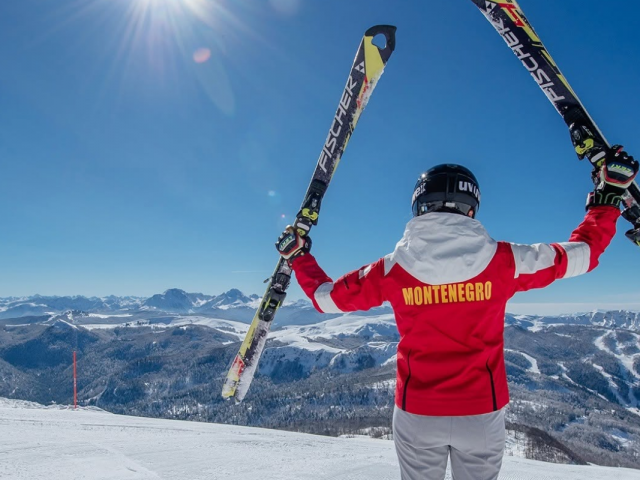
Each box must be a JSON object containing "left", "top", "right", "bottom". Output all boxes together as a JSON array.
[
  {"left": 458, "top": 180, "right": 480, "bottom": 201},
  {"left": 412, "top": 182, "right": 426, "bottom": 204}
]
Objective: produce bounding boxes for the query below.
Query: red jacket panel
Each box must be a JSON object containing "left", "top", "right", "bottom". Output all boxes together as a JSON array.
[{"left": 291, "top": 207, "right": 620, "bottom": 416}]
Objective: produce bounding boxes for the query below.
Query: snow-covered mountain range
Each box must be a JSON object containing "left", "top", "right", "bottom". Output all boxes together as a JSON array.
[
  {"left": 507, "top": 311, "right": 640, "bottom": 332},
  {"left": 2, "top": 288, "right": 640, "bottom": 330},
  {"left": 0, "top": 289, "right": 261, "bottom": 319},
  {"left": 0, "top": 289, "right": 330, "bottom": 325},
  {"left": 1, "top": 289, "right": 640, "bottom": 468}
]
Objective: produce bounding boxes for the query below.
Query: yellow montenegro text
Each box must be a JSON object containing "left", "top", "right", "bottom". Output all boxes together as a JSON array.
[{"left": 402, "top": 282, "right": 492, "bottom": 306}]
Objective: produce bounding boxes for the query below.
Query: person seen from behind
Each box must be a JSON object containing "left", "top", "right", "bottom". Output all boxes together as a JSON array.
[{"left": 275, "top": 146, "right": 638, "bottom": 480}]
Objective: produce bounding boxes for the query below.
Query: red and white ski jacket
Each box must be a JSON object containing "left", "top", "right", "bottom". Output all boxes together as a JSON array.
[{"left": 291, "top": 206, "right": 620, "bottom": 416}]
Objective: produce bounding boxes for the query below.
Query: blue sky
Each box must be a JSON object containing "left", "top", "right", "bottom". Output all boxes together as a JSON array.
[{"left": 1, "top": 0, "right": 639, "bottom": 314}]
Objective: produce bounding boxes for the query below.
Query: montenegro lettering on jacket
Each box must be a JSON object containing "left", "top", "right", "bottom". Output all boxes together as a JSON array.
[{"left": 291, "top": 207, "right": 619, "bottom": 416}]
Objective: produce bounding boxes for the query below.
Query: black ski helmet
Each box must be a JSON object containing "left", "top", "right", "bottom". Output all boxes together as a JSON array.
[{"left": 411, "top": 164, "right": 481, "bottom": 218}]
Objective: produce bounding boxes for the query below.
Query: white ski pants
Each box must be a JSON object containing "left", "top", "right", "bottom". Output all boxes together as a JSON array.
[{"left": 393, "top": 406, "right": 505, "bottom": 480}]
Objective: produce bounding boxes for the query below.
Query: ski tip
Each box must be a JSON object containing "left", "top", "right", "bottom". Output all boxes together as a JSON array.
[
  {"left": 364, "top": 25, "right": 396, "bottom": 60},
  {"left": 221, "top": 390, "right": 234, "bottom": 400},
  {"left": 221, "top": 391, "right": 244, "bottom": 405},
  {"left": 221, "top": 393, "right": 240, "bottom": 403},
  {"left": 221, "top": 376, "right": 248, "bottom": 404}
]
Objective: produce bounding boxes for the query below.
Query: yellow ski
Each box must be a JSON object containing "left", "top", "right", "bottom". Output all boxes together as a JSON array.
[{"left": 222, "top": 25, "right": 397, "bottom": 403}]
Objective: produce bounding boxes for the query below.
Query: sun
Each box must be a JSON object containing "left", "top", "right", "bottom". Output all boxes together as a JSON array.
[
  {"left": 52, "top": 0, "right": 269, "bottom": 114},
  {"left": 113, "top": 0, "right": 251, "bottom": 113},
  {"left": 130, "top": 0, "right": 221, "bottom": 29},
  {"left": 115, "top": 0, "right": 225, "bottom": 71}
]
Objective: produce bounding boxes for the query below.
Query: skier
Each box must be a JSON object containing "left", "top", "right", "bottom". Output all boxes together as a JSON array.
[{"left": 275, "top": 146, "right": 638, "bottom": 480}]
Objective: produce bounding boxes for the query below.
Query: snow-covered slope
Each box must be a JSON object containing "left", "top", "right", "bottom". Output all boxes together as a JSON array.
[{"left": 0, "top": 398, "right": 637, "bottom": 480}]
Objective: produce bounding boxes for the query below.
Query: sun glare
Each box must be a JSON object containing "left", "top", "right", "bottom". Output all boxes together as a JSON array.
[
  {"left": 131, "top": 0, "right": 213, "bottom": 27},
  {"left": 48, "top": 0, "right": 282, "bottom": 115},
  {"left": 131, "top": 0, "right": 225, "bottom": 33}
]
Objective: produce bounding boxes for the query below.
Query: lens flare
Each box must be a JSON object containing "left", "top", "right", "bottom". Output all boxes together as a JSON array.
[
  {"left": 50, "top": 0, "right": 284, "bottom": 117},
  {"left": 193, "top": 48, "right": 211, "bottom": 63},
  {"left": 269, "top": 0, "right": 300, "bottom": 16}
]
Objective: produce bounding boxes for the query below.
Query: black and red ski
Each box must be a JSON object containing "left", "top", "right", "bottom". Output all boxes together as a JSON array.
[{"left": 469, "top": 0, "right": 640, "bottom": 244}]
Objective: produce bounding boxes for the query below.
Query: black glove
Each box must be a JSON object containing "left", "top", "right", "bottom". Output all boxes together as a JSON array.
[
  {"left": 587, "top": 145, "right": 639, "bottom": 209},
  {"left": 275, "top": 227, "right": 312, "bottom": 262}
]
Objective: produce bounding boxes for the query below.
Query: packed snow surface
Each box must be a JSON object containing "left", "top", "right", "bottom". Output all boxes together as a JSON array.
[{"left": 1, "top": 399, "right": 639, "bottom": 479}]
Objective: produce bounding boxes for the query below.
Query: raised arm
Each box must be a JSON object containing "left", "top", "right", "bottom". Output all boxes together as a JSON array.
[
  {"left": 511, "top": 146, "right": 637, "bottom": 293},
  {"left": 510, "top": 206, "right": 619, "bottom": 293},
  {"left": 275, "top": 227, "right": 385, "bottom": 313}
]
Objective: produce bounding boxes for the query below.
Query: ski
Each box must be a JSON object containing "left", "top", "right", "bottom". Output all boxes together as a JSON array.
[
  {"left": 221, "top": 25, "right": 397, "bottom": 403},
  {"left": 468, "top": 0, "right": 640, "bottom": 244}
]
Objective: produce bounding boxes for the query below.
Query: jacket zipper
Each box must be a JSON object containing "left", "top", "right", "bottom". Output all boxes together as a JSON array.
[
  {"left": 486, "top": 362, "right": 497, "bottom": 411},
  {"left": 402, "top": 350, "right": 412, "bottom": 411}
]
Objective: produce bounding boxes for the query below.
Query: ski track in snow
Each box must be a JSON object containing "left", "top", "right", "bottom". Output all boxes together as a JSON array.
[
  {"left": 593, "top": 332, "right": 640, "bottom": 409},
  {"left": 594, "top": 332, "right": 640, "bottom": 381},
  {"left": 505, "top": 349, "right": 540, "bottom": 374},
  {"left": 558, "top": 362, "right": 612, "bottom": 403},
  {"left": 1, "top": 399, "right": 639, "bottom": 480},
  {"left": 591, "top": 363, "right": 630, "bottom": 406}
]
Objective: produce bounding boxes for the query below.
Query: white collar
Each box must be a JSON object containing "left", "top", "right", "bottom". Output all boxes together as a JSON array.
[{"left": 387, "top": 213, "right": 498, "bottom": 285}]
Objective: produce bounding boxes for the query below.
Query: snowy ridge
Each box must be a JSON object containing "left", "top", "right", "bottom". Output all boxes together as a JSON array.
[
  {"left": 0, "top": 397, "right": 104, "bottom": 412},
  {"left": 172, "top": 316, "right": 249, "bottom": 336},
  {"left": 4, "top": 291, "right": 640, "bottom": 333},
  {"left": 81, "top": 315, "right": 250, "bottom": 339},
  {"left": 87, "top": 313, "right": 133, "bottom": 319},
  {"left": 534, "top": 310, "right": 640, "bottom": 330},
  {"left": 1, "top": 398, "right": 638, "bottom": 480},
  {"left": 280, "top": 313, "right": 397, "bottom": 339},
  {"left": 260, "top": 314, "right": 398, "bottom": 375}
]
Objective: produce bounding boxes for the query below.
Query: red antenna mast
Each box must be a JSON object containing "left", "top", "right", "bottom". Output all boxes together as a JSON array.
[{"left": 73, "top": 351, "right": 77, "bottom": 410}]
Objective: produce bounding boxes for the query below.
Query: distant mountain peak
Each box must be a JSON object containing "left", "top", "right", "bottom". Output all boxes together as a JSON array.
[
  {"left": 162, "top": 288, "right": 189, "bottom": 296},
  {"left": 224, "top": 288, "right": 243, "bottom": 296},
  {"left": 51, "top": 318, "right": 80, "bottom": 331},
  {"left": 143, "top": 289, "right": 193, "bottom": 313},
  {"left": 210, "top": 289, "right": 255, "bottom": 307}
]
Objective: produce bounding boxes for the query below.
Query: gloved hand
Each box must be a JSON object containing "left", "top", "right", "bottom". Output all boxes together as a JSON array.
[
  {"left": 275, "top": 227, "right": 312, "bottom": 262},
  {"left": 587, "top": 145, "right": 639, "bottom": 209}
]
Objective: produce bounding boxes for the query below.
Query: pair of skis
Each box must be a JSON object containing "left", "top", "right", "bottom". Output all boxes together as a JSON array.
[{"left": 223, "top": 1, "right": 639, "bottom": 403}]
